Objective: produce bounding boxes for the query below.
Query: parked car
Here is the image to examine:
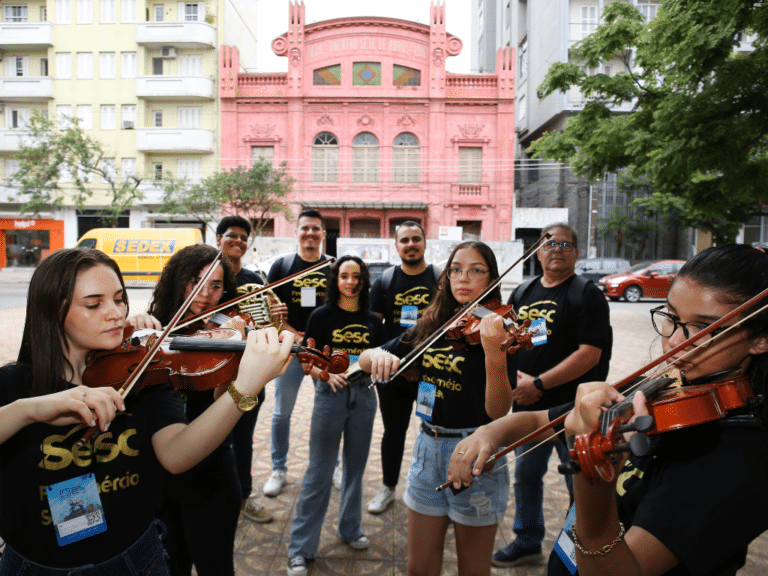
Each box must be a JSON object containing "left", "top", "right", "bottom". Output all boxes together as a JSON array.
[
  {"left": 599, "top": 260, "right": 686, "bottom": 302},
  {"left": 575, "top": 258, "right": 631, "bottom": 283}
]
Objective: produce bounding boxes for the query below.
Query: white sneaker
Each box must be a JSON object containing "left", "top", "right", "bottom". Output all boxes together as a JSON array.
[
  {"left": 348, "top": 535, "right": 370, "bottom": 550},
  {"left": 286, "top": 556, "right": 307, "bottom": 576},
  {"left": 263, "top": 470, "right": 287, "bottom": 497},
  {"left": 367, "top": 486, "right": 395, "bottom": 514},
  {"left": 332, "top": 464, "right": 342, "bottom": 490}
]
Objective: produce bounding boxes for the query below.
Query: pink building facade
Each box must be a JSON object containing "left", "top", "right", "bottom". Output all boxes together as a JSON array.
[{"left": 220, "top": 1, "right": 515, "bottom": 242}]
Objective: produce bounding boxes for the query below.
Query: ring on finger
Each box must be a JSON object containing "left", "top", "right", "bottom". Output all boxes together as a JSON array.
[{"left": 458, "top": 451, "right": 466, "bottom": 456}]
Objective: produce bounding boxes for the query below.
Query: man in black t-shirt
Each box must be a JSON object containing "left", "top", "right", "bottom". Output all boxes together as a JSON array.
[
  {"left": 493, "top": 223, "right": 611, "bottom": 568},
  {"left": 216, "top": 215, "right": 274, "bottom": 524},
  {"left": 263, "top": 209, "right": 331, "bottom": 497},
  {"left": 367, "top": 221, "right": 439, "bottom": 514}
]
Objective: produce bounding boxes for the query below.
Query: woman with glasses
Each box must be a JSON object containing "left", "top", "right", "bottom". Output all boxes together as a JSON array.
[
  {"left": 128, "top": 244, "right": 244, "bottom": 576},
  {"left": 447, "top": 244, "right": 768, "bottom": 576},
  {"left": 360, "top": 241, "right": 517, "bottom": 576}
]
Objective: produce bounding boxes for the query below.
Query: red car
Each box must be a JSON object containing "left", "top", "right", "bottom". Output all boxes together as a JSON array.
[{"left": 598, "top": 260, "right": 686, "bottom": 302}]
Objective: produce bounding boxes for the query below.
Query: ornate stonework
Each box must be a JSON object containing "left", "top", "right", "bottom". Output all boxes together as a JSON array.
[
  {"left": 432, "top": 47, "right": 444, "bottom": 67},
  {"left": 458, "top": 123, "right": 484, "bottom": 139},
  {"left": 397, "top": 114, "right": 416, "bottom": 127},
  {"left": 357, "top": 113, "right": 375, "bottom": 127},
  {"left": 317, "top": 113, "right": 334, "bottom": 126}
]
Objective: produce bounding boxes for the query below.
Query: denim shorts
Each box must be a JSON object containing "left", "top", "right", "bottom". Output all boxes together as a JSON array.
[{"left": 404, "top": 426, "right": 509, "bottom": 527}]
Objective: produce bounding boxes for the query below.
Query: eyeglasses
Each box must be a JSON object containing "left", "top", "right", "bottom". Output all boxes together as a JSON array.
[
  {"left": 448, "top": 267, "right": 489, "bottom": 282},
  {"left": 650, "top": 306, "right": 733, "bottom": 348},
  {"left": 224, "top": 233, "right": 248, "bottom": 242},
  {"left": 541, "top": 241, "right": 576, "bottom": 252},
  {"left": 188, "top": 277, "right": 224, "bottom": 295}
]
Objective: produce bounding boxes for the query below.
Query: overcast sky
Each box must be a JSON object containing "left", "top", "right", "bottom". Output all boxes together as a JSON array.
[{"left": 254, "top": 0, "right": 473, "bottom": 73}]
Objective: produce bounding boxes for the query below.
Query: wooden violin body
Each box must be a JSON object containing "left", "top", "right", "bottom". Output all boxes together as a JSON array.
[
  {"left": 567, "top": 374, "right": 758, "bottom": 484},
  {"left": 445, "top": 299, "right": 535, "bottom": 354}
]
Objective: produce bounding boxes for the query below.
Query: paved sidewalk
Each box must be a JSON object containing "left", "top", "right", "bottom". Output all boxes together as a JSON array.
[{"left": 0, "top": 285, "right": 766, "bottom": 574}]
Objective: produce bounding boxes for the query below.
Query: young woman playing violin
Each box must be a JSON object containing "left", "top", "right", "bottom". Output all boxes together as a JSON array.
[
  {"left": 361, "top": 241, "right": 517, "bottom": 576},
  {"left": 286, "top": 255, "right": 387, "bottom": 576},
  {"left": 0, "top": 248, "right": 292, "bottom": 576},
  {"left": 447, "top": 244, "right": 768, "bottom": 576},
  {"left": 127, "top": 243, "right": 250, "bottom": 576}
]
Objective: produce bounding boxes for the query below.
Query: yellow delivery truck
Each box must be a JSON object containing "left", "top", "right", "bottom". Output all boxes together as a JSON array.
[{"left": 74, "top": 228, "right": 203, "bottom": 282}]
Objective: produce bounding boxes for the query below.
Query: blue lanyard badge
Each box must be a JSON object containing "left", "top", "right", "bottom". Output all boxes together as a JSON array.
[
  {"left": 529, "top": 318, "right": 548, "bottom": 346},
  {"left": 553, "top": 504, "right": 578, "bottom": 574},
  {"left": 415, "top": 381, "right": 436, "bottom": 421},
  {"left": 47, "top": 473, "right": 107, "bottom": 546},
  {"left": 400, "top": 305, "right": 418, "bottom": 327}
]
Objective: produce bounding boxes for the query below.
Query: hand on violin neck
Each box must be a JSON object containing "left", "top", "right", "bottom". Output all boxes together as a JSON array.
[
  {"left": 565, "top": 382, "right": 626, "bottom": 438},
  {"left": 479, "top": 313, "right": 510, "bottom": 360},
  {"left": 218, "top": 315, "right": 247, "bottom": 338},
  {"left": 126, "top": 312, "right": 162, "bottom": 331},
  {"left": 231, "top": 327, "right": 293, "bottom": 395}
]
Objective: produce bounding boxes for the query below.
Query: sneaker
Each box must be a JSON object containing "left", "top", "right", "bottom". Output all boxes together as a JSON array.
[
  {"left": 263, "top": 470, "right": 287, "bottom": 497},
  {"left": 286, "top": 556, "right": 307, "bottom": 576},
  {"left": 333, "top": 464, "right": 342, "bottom": 490},
  {"left": 367, "top": 486, "right": 395, "bottom": 514},
  {"left": 491, "top": 543, "right": 544, "bottom": 567},
  {"left": 347, "top": 535, "right": 370, "bottom": 550},
  {"left": 241, "top": 497, "right": 273, "bottom": 524}
]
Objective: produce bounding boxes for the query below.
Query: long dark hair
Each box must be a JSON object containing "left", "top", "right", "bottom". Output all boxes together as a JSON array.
[
  {"left": 324, "top": 255, "right": 371, "bottom": 311},
  {"left": 410, "top": 241, "right": 501, "bottom": 347},
  {"left": 148, "top": 244, "right": 237, "bottom": 326},
  {"left": 18, "top": 249, "right": 128, "bottom": 396},
  {"left": 674, "top": 244, "right": 768, "bottom": 418}
]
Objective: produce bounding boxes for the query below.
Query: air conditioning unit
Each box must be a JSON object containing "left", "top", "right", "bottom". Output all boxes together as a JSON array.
[
  {"left": 161, "top": 47, "right": 177, "bottom": 58},
  {"left": 122, "top": 121, "right": 134, "bottom": 129}
]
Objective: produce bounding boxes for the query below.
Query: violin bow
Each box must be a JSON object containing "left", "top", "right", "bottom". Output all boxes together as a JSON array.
[
  {"left": 386, "top": 233, "right": 553, "bottom": 381},
  {"left": 169, "top": 257, "right": 335, "bottom": 333},
  {"left": 78, "top": 251, "right": 225, "bottom": 445},
  {"left": 437, "top": 283, "right": 768, "bottom": 492}
]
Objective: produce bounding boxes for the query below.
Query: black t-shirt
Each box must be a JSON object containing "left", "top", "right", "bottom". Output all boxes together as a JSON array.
[
  {"left": 267, "top": 254, "right": 331, "bottom": 332},
  {"left": 303, "top": 305, "right": 387, "bottom": 366},
  {"left": 383, "top": 332, "right": 517, "bottom": 429},
  {"left": 0, "top": 364, "right": 186, "bottom": 568},
  {"left": 547, "top": 403, "right": 768, "bottom": 576},
  {"left": 370, "top": 266, "right": 438, "bottom": 340},
  {"left": 510, "top": 275, "right": 610, "bottom": 410},
  {"left": 236, "top": 267, "right": 265, "bottom": 286}
]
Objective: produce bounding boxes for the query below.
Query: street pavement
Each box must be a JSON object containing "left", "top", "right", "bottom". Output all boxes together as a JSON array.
[{"left": 0, "top": 266, "right": 766, "bottom": 574}]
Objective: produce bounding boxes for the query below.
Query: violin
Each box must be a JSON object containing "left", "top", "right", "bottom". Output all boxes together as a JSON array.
[
  {"left": 445, "top": 299, "right": 535, "bottom": 354},
  {"left": 82, "top": 326, "right": 350, "bottom": 392},
  {"left": 563, "top": 371, "right": 758, "bottom": 484}
]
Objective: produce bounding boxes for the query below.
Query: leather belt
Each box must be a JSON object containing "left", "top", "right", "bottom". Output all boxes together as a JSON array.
[{"left": 421, "top": 421, "right": 465, "bottom": 439}]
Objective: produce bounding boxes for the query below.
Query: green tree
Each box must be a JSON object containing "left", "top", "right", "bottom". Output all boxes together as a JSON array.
[
  {"left": 160, "top": 159, "right": 295, "bottom": 235},
  {"left": 529, "top": 0, "right": 768, "bottom": 244},
  {"left": 11, "top": 111, "right": 143, "bottom": 226}
]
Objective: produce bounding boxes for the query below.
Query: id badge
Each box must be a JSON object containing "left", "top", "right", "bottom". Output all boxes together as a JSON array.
[
  {"left": 553, "top": 504, "right": 578, "bottom": 574},
  {"left": 300, "top": 286, "right": 317, "bottom": 307},
  {"left": 400, "top": 305, "right": 418, "bottom": 327},
  {"left": 415, "top": 381, "right": 436, "bottom": 421},
  {"left": 47, "top": 473, "right": 107, "bottom": 546},
  {"left": 529, "top": 318, "right": 548, "bottom": 346}
]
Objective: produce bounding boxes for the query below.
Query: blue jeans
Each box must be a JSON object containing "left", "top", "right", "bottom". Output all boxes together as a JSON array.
[
  {"left": 287, "top": 379, "right": 377, "bottom": 560},
  {"left": 270, "top": 356, "right": 306, "bottom": 471},
  {"left": 512, "top": 439, "right": 573, "bottom": 550}
]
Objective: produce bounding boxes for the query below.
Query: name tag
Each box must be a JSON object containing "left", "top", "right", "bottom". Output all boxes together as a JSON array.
[
  {"left": 553, "top": 504, "right": 578, "bottom": 574},
  {"left": 47, "top": 473, "right": 107, "bottom": 546},
  {"left": 416, "top": 381, "right": 436, "bottom": 421},
  {"left": 300, "top": 286, "right": 317, "bottom": 307},
  {"left": 400, "top": 305, "right": 418, "bottom": 327},
  {"left": 529, "top": 318, "right": 548, "bottom": 346}
]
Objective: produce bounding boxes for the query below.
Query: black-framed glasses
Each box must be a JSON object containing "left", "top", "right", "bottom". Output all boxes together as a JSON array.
[
  {"left": 650, "top": 305, "right": 733, "bottom": 348},
  {"left": 448, "top": 266, "right": 489, "bottom": 282},
  {"left": 542, "top": 241, "right": 576, "bottom": 252}
]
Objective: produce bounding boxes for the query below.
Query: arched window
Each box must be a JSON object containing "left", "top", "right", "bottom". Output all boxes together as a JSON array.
[
  {"left": 352, "top": 132, "right": 379, "bottom": 183},
  {"left": 393, "top": 133, "right": 420, "bottom": 184},
  {"left": 312, "top": 132, "right": 339, "bottom": 182}
]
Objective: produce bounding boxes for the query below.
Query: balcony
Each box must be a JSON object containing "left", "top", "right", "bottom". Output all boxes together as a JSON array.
[
  {"left": 0, "top": 130, "right": 33, "bottom": 152},
  {"left": 136, "top": 22, "right": 215, "bottom": 48},
  {"left": 136, "top": 128, "right": 215, "bottom": 153},
  {"left": 450, "top": 183, "right": 490, "bottom": 204},
  {"left": 136, "top": 75, "right": 215, "bottom": 100},
  {"left": 0, "top": 77, "right": 54, "bottom": 101},
  {"left": 0, "top": 22, "right": 53, "bottom": 48}
]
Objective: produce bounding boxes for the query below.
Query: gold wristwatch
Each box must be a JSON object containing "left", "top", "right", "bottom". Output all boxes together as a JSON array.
[{"left": 227, "top": 383, "right": 258, "bottom": 412}]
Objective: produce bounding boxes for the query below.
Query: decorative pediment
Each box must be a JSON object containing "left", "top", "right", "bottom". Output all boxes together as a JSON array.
[
  {"left": 458, "top": 123, "right": 484, "bottom": 139},
  {"left": 357, "top": 113, "right": 375, "bottom": 127},
  {"left": 243, "top": 123, "right": 282, "bottom": 144},
  {"left": 317, "top": 113, "right": 334, "bottom": 126},
  {"left": 397, "top": 114, "right": 416, "bottom": 127}
]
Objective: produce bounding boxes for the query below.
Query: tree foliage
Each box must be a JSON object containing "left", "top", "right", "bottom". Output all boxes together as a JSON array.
[
  {"left": 160, "top": 159, "right": 295, "bottom": 235},
  {"left": 11, "top": 111, "right": 143, "bottom": 226},
  {"left": 529, "top": 0, "right": 768, "bottom": 243}
]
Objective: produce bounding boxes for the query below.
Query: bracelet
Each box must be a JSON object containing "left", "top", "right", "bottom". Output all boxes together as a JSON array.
[{"left": 572, "top": 522, "right": 625, "bottom": 556}]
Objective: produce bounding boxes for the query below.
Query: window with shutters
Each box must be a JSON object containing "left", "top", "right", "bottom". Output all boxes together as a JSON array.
[
  {"left": 312, "top": 132, "right": 339, "bottom": 183},
  {"left": 393, "top": 133, "right": 419, "bottom": 184},
  {"left": 458, "top": 147, "right": 482, "bottom": 183},
  {"left": 352, "top": 132, "right": 379, "bottom": 183}
]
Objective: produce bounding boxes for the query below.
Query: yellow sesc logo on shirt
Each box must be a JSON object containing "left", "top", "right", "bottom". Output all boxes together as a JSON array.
[
  {"left": 517, "top": 299, "right": 558, "bottom": 325},
  {"left": 332, "top": 324, "right": 371, "bottom": 345},
  {"left": 421, "top": 346, "right": 465, "bottom": 375}
]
